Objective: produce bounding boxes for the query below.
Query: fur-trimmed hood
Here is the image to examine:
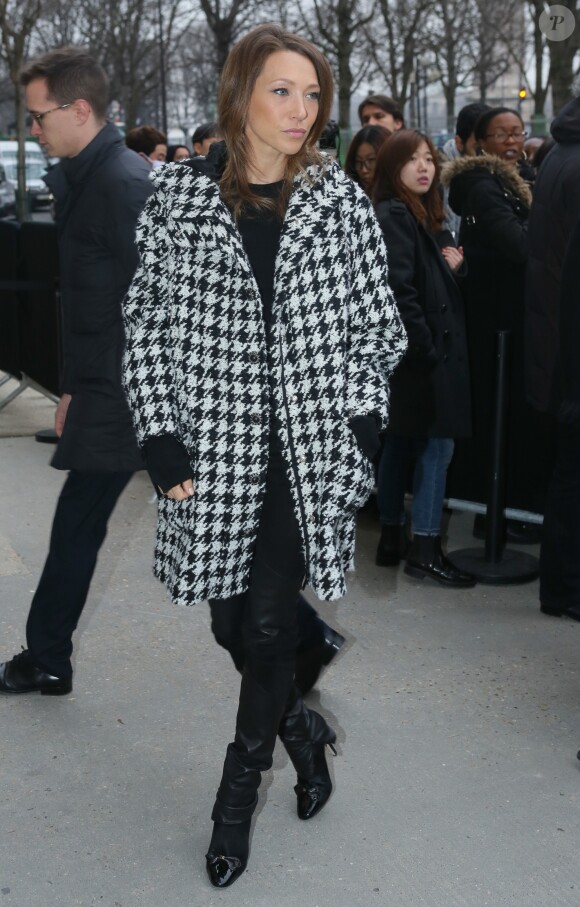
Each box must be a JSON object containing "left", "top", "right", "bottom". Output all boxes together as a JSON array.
[{"left": 441, "top": 154, "right": 532, "bottom": 216}]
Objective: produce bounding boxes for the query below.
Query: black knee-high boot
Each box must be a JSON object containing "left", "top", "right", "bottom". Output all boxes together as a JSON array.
[
  {"left": 278, "top": 684, "right": 337, "bottom": 820},
  {"left": 206, "top": 562, "right": 298, "bottom": 889}
]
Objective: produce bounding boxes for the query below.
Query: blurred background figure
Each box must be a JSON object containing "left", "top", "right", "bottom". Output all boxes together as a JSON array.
[
  {"left": 524, "top": 136, "right": 544, "bottom": 165},
  {"left": 373, "top": 130, "right": 474, "bottom": 587},
  {"left": 443, "top": 106, "right": 552, "bottom": 544},
  {"left": 527, "top": 135, "right": 555, "bottom": 171},
  {"left": 191, "top": 122, "right": 222, "bottom": 156},
  {"left": 318, "top": 119, "right": 340, "bottom": 159},
  {"left": 344, "top": 124, "right": 391, "bottom": 195},
  {"left": 166, "top": 143, "right": 190, "bottom": 162},
  {"left": 358, "top": 93, "right": 405, "bottom": 131},
  {"left": 440, "top": 103, "right": 491, "bottom": 237},
  {"left": 443, "top": 102, "right": 491, "bottom": 161},
  {"left": 526, "top": 93, "right": 580, "bottom": 621},
  {"left": 125, "top": 125, "right": 167, "bottom": 169}
]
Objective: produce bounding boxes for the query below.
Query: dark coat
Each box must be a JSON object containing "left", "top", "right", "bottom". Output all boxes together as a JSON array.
[
  {"left": 525, "top": 97, "right": 580, "bottom": 415},
  {"left": 442, "top": 155, "right": 553, "bottom": 512},
  {"left": 559, "top": 214, "right": 580, "bottom": 426},
  {"left": 43, "top": 123, "right": 153, "bottom": 472},
  {"left": 374, "top": 198, "right": 471, "bottom": 438}
]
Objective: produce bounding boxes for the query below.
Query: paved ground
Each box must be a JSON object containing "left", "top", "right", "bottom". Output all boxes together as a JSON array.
[{"left": 0, "top": 387, "right": 579, "bottom": 907}]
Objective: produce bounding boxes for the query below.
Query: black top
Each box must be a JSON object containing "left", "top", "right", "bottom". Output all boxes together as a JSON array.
[{"left": 237, "top": 181, "right": 284, "bottom": 324}]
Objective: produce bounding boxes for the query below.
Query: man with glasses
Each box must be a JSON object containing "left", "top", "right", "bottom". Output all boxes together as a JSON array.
[{"left": 0, "top": 47, "right": 153, "bottom": 694}]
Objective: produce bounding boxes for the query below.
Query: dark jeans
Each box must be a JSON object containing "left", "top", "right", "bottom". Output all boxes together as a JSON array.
[
  {"left": 26, "top": 470, "right": 133, "bottom": 678},
  {"left": 540, "top": 422, "right": 580, "bottom": 609},
  {"left": 378, "top": 434, "right": 454, "bottom": 535},
  {"left": 209, "top": 444, "right": 306, "bottom": 820}
]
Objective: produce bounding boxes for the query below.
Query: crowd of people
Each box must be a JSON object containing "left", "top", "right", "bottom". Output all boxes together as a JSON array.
[{"left": 0, "top": 21, "right": 579, "bottom": 891}]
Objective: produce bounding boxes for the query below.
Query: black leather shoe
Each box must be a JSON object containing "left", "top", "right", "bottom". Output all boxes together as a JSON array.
[
  {"left": 0, "top": 650, "right": 72, "bottom": 695},
  {"left": 295, "top": 626, "right": 345, "bottom": 696},
  {"left": 540, "top": 602, "right": 580, "bottom": 621},
  {"left": 404, "top": 535, "right": 476, "bottom": 588},
  {"left": 375, "top": 524, "right": 408, "bottom": 567}
]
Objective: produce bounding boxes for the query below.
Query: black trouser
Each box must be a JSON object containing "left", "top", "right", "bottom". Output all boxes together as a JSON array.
[
  {"left": 26, "top": 470, "right": 133, "bottom": 678},
  {"left": 209, "top": 444, "right": 305, "bottom": 822},
  {"left": 540, "top": 422, "right": 580, "bottom": 610}
]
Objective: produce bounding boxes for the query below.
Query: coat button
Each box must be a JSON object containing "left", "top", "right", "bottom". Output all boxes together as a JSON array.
[
  {"left": 249, "top": 352, "right": 259, "bottom": 363},
  {"left": 440, "top": 304, "right": 447, "bottom": 312},
  {"left": 251, "top": 413, "right": 261, "bottom": 424},
  {"left": 443, "top": 329, "right": 450, "bottom": 339},
  {"left": 443, "top": 354, "right": 449, "bottom": 362},
  {"left": 249, "top": 473, "right": 260, "bottom": 483}
]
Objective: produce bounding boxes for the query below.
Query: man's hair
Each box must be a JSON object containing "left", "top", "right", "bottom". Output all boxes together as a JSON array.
[
  {"left": 20, "top": 47, "right": 109, "bottom": 122},
  {"left": 191, "top": 122, "right": 221, "bottom": 147},
  {"left": 218, "top": 23, "right": 334, "bottom": 220},
  {"left": 358, "top": 94, "right": 404, "bottom": 126},
  {"left": 455, "top": 103, "right": 491, "bottom": 143},
  {"left": 125, "top": 125, "right": 167, "bottom": 156}
]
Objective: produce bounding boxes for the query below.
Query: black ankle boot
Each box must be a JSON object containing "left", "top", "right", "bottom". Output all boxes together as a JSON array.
[
  {"left": 279, "top": 691, "right": 337, "bottom": 820},
  {"left": 375, "top": 523, "right": 407, "bottom": 567},
  {"left": 404, "top": 534, "right": 476, "bottom": 587}
]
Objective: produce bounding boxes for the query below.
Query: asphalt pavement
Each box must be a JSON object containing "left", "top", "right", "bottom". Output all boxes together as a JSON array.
[{"left": 0, "top": 383, "right": 578, "bottom": 907}]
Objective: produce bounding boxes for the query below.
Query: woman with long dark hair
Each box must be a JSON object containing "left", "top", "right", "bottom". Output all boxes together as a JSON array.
[
  {"left": 372, "top": 129, "right": 474, "bottom": 586},
  {"left": 123, "top": 24, "right": 406, "bottom": 888},
  {"left": 344, "top": 123, "right": 391, "bottom": 193}
]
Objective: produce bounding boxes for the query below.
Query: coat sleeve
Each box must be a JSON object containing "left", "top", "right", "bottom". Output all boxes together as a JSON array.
[
  {"left": 376, "top": 204, "right": 438, "bottom": 362},
  {"left": 343, "top": 190, "right": 407, "bottom": 430},
  {"left": 122, "top": 188, "right": 183, "bottom": 446},
  {"left": 466, "top": 178, "right": 527, "bottom": 264}
]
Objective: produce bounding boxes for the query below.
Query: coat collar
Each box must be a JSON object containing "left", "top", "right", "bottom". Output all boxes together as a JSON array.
[{"left": 440, "top": 153, "right": 532, "bottom": 209}]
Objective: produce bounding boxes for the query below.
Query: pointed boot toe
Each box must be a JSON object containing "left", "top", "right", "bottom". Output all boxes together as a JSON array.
[{"left": 205, "top": 853, "right": 245, "bottom": 888}]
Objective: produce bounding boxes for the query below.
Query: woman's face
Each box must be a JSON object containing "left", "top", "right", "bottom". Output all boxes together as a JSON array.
[
  {"left": 399, "top": 140, "right": 435, "bottom": 196},
  {"left": 479, "top": 112, "right": 526, "bottom": 165},
  {"left": 354, "top": 141, "right": 377, "bottom": 190},
  {"left": 245, "top": 50, "right": 320, "bottom": 173}
]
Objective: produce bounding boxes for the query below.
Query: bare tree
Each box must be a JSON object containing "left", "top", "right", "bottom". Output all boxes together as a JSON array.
[
  {"left": 0, "top": 0, "right": 42, "bottom": 220},
  {"left": 198, "top": 0, "right": 272, "bottom": 74},
  {"left": 288, "top": 0, "right": 374, "bottom": 129},
  {"left": 367, "top": 0, "right": 431, "bottom": 109}
]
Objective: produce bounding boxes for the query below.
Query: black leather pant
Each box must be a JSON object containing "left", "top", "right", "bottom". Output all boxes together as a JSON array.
[{"left": 209, "top": 444, "right": 305, "bottom": 823}]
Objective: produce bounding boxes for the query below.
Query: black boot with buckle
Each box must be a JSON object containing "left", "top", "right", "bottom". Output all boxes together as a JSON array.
[{"left": 404, "top": 534, "right": 476, "bottom": 587}]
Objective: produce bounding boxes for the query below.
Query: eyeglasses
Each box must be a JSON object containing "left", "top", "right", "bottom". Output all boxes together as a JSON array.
[
  {"left": 354, "top": 156, "right": 377, "bottom": 171},
  {"left": 485, "top": 130, "right": 528, "bottom": 142},
  {"left": 27, "top": 103, "right": 72, "bottom": 125}
]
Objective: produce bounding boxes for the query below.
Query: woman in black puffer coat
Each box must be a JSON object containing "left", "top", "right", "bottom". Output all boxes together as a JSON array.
[{"left": 442, "top": 107, "right": 553, "bottom": 525}]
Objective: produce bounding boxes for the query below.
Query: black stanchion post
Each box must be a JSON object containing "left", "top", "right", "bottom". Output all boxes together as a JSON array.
[{"left": 448, "top": 330, "right": 539, "bottom": 584}]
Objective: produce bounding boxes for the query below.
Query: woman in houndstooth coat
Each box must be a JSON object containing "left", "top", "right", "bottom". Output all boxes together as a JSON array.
[{"left": 122, "top": 24, "right": 405, "bottom": 890}]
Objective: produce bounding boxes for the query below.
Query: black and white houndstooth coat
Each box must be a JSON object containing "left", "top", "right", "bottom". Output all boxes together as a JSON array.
[{"left": 122, "top": 155, "right": 407, "bottom": 606}]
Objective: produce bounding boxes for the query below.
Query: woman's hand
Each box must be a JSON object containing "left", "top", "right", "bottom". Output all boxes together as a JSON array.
[
  {"left": 441, "top": 245, "right": 464, "bottom": 272},
  {"left": 163, "top": 479, "right": 195, "bottom": 501}
]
